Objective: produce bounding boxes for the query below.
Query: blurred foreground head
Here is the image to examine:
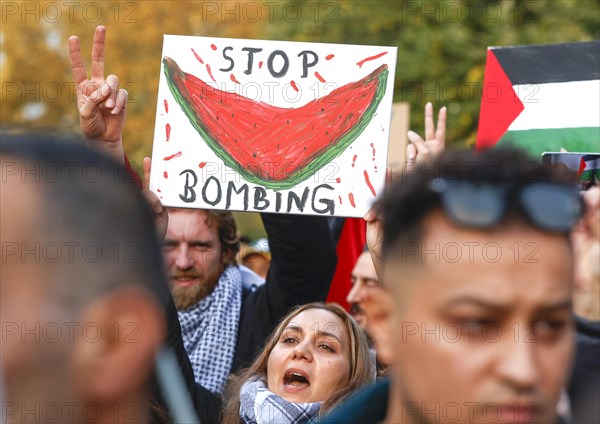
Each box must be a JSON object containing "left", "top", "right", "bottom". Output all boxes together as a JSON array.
[
  {"left": 372, "top": 148, "right": 582, "bottom": 424},
  {"left": 1, "top": 132, "right": 166, "bottom": 423}
]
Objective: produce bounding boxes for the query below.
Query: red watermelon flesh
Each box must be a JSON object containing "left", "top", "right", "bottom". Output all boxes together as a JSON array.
[{"left": 163, "top": 57, "right": 388, "bottom": 189}]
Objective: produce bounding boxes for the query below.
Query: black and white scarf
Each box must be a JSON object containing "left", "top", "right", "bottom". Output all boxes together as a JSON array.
[
  {"left": 240, "top": 376, "right": 322, "bottom": 424},
  {"left": 178, "top": 265, "right": 242, "bottom": 394}
]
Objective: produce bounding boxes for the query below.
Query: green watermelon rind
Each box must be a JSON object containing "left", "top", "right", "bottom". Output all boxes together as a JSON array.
[{"left": 163, "top": 57, "right": 388, "bottom": 190}]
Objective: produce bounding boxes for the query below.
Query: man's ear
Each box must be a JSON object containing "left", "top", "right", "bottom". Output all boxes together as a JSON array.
[
  {"left": 363, "top": 287, "right": 396, "bottom": 366},
  {"left": 71, "top": 287, "right": 166, "bottom": 404}
]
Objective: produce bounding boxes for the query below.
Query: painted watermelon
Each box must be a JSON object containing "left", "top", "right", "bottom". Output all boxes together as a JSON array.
[{"left": 163, "top": 57, "right": 388, "bottom": 189}]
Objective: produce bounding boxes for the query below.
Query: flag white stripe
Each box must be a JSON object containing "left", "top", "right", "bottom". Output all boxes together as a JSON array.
[
  {"left": 584, "top": 158, "right": 600, "bottom": 170},
  {"left": 507, "top": 80, "right": 600, "bottom": 131}
]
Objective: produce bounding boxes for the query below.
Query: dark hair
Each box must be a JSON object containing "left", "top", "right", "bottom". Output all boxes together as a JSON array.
[
  {"left": 0, "top": 130, "right": 170, "bottom": 311},
  {"left": 378, "top": 147, "right": 577, "bottom": 261},
  {"left": 204, "top": 210, "right": 240, "bottom": 266}
]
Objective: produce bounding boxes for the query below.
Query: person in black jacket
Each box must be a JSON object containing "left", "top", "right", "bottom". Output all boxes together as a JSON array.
[{"left": 68, "top": 25, "right": 337, "bottom": 423}]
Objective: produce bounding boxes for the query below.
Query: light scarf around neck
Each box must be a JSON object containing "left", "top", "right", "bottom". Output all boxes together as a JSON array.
[
  {"left": 240, "top": 376, "right": 322, "bottom": 424},
  {"left": 178, "top": 265, "right": 242, "bottom": 394}
]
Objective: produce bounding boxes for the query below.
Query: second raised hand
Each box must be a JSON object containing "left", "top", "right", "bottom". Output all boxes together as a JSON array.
[
  {"left": 406, "top": 102, "right": 447, "bottom": 164},
  {"left": 68, "top": 25, "right": 127, "bottom": 164}
]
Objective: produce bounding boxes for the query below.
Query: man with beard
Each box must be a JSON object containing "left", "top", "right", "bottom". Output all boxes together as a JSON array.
[{"left": 69, "top": 25, "right": 337, "bottom": 408}]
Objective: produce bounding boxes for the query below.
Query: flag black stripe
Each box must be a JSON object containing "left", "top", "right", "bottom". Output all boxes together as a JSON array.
[{"left": 492, "top": 41, "right": 600, "bottom": 85}]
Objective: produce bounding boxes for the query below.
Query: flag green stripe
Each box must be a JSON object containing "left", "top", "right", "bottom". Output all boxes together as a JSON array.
[
  {"left": 496, "top": 127, "right": 600, "bottom": 157},
  {"left": 580, "top": 169, "right": 600, "bottom": 180}
]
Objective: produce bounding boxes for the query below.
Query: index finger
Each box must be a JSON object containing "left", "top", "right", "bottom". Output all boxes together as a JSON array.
[
  {"left": 143, "top": 157, "right": 151, "bottom": 190},
  {"left": 68, "top": 35, "right": 87, "bottom": 85},
  {"left": 90, "top": 26, "right": 106, "bottom": 80}
]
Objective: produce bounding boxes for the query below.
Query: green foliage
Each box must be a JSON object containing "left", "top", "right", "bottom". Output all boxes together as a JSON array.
[
  {"left": 2, "top": 1, "right": 597, "bottom": 153},
  {"left": 263, "top": 0, "right": 599, "bottom": 146}
]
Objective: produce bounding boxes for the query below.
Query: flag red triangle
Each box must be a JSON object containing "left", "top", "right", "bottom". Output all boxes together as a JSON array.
[
  {"left": 577, "top": 157, "right": 586, "bottom": 177},
  {"left": 326, "top": 218, "right": 366, "bottom": 310},
  {"left": 476, "top": 50, "right": 525, "bottom": 149}
]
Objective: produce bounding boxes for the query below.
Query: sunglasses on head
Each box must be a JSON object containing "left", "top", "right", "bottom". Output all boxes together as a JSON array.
[{"left": 428, "top": 178, "right": 583, "bottom": 233}]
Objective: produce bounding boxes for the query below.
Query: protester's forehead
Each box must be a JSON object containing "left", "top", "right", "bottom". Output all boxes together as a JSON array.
[
  {"left": 166, "top": 208, "right": 218, "bottom": 235},
  {"left": 384, "top": 209, "right": 573, "bottom": 306},
  {"left": 352, "top": 251, "right": 377, "bottom": 278},
  {"left": 286, "top": 309, "right": 349, "bottom": 343}
]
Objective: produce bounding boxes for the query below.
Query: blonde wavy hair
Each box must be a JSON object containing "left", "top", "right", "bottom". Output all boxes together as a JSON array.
[{"left": 221, "top": 302, "right": 376, "bottom": 424}]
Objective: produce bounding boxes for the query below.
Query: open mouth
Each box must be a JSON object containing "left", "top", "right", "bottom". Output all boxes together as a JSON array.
[{"left": 283, "top": 369, "right": 310, "bottom": 392}]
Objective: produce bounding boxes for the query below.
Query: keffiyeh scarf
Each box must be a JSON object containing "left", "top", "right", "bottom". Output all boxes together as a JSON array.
[
  {"left": 178, "top": 265, "right": 242, "bottom": 394},
  {"left": 240, "top": 376, "right": 322, "bottom": 424}
]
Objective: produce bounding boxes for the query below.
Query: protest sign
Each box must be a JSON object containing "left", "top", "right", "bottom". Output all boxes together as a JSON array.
[{"left": 150, "top": 35, "right": 397, "bottom": 217}]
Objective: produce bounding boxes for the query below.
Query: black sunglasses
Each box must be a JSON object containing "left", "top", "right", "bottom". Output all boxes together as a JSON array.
[{"left": 428, "top": 178, "right": 583, "bottom": 233}]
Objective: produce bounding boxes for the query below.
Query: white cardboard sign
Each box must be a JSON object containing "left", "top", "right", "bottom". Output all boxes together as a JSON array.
[{"left": 150, "top": 35, "right": 397, "bottom": 217}]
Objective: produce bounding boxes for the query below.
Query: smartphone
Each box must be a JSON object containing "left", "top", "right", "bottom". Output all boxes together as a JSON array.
[{"left": 542, "top": 152, "right": 600, "bottom": 190}]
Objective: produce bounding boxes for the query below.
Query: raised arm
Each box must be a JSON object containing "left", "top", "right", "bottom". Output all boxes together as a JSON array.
[
  {"left": 68, "top": 25, "right": 127, "bottom": 164},
  {"left": 262, "top": 213, "right": 337, "bottom": 310},
  {"left": 365, "top": 102, "right": 447, "bottom": 278},
  {"left": 67, "top": 26, "right": 225, "bottom": 423}
]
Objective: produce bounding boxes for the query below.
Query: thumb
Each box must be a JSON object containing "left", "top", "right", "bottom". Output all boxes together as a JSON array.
[
  {"left": 80, "top": 83, "right": 111, "bottom": 117},
  {"left": 143, "top": 157, "right": 152, "bottom": 190}
]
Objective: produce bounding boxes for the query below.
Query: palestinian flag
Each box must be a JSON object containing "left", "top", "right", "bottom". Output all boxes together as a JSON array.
[
  {"left": 578, "top": 154, "right": 600, "bottom": 182},
  {"left": 326, "top": 217, "right": 366, "bottom": 311},
  {"left": 476, "top": 41, "right": 600, "bottom": 156}
]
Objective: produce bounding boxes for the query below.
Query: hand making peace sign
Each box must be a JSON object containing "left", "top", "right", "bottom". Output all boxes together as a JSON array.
[{"left": 68, "top": 25, "right": 127, "bottom": 164}]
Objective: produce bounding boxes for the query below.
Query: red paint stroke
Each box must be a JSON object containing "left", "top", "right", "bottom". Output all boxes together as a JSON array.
[
  {"left": 230, "top": 74, "right": 241, "bottom": 84},
  {"left": 349, "top": 193, "right": 356, "bottom": 208},
  {"left": 164, "top": 151, "right": 182, "bottom": 161},
  {"left": 338, "top": 195, "right": 342, "bottom": 204},
  {"left": 164, "top": 99, "right": 169, "bottom": 113},
  {"left": 290, "top": 80, "right": 299, "bottom": 92},
  {"left": 357, "top": 51, "right": 388, "bottom": 68},
  {"left": 199, "top": 162, "right": 207, "bottom": 168},
  {"left": 352, "top": 154, "right": 358, "bottom": 167},
  {"left": 157, "top": 189, "right": 162, "bottom": 193},
  {"left": 336, "top": 177, "right": 341, "bottom": 183},
  {"left": 210, "top": 44, "right": 217, "bottom": 51},
  {"left": 206, "top": 64, "right": 216, "bottom": 82},
  {"left": 326, "top": 54, "right": 335, "bottom": 60},
  {"left": 191, "top": 48, "right": 204, "bottom": 64},
  {"left": 314, "top": 71, "right": 326, "bottom": 83},
  {"left": 364, "top": 170, "right": 376, "bottom": 197},
  {"left": 163, "top": 171, "right": 168, "bottom": 179},
  {"left": 165, "top": 123, "right": 171, "bottom": 141},
  {"left": 259, "top": 61, "right": 263, "bottom": 69}
]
